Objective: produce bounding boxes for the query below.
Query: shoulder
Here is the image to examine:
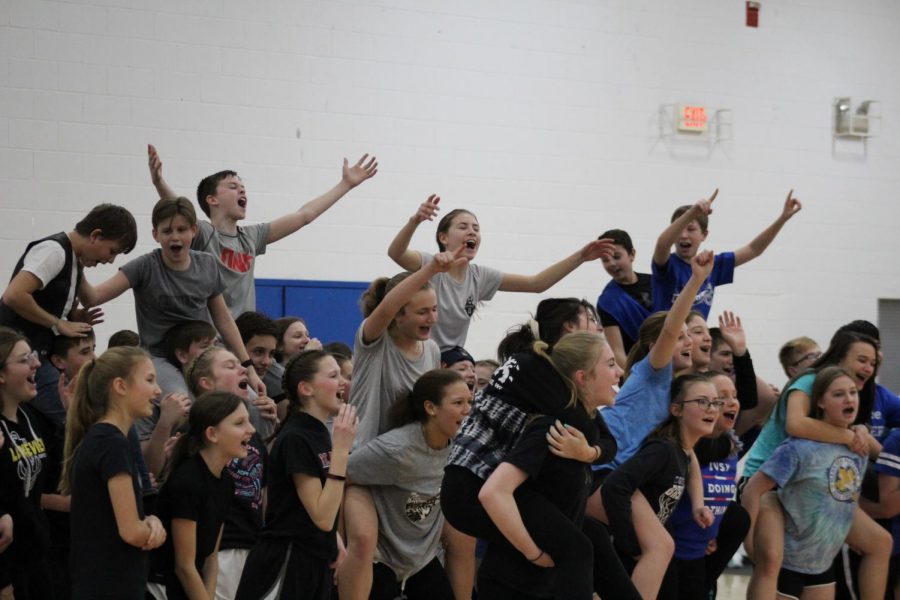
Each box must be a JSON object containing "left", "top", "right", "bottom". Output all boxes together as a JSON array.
[
  {"left": 190, "top": 249, "right": 218, "bottom": 267},
  {"left": 786, "top": 373, "right": 815, "bottom": 394}
]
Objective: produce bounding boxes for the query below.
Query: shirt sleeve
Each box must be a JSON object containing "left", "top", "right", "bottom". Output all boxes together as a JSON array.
[
  {"left": 876, "top": 433, "right": 900, "bottom": 477},
  {"left": 597, "top": 305, "right": 620, "bottom": 329},
  {"left": 601, "top": 440, "right": 674, "bottom": 557},
  {"left": 347, "top": 434, "right": 405, "bottom": 486},
  {"left": 758, "top": 441, "right": 799, "bottom": 488},
  {"left": 97, "top": 433, "right": 137, "bottom": 482},
  {"left": 502, "top": 417, "right": 554, "bottom": 479},
  {"left": 281, "top": 433, "right": 323, "bottom": 480},
  {"left": 191, "top": 220, "right": 213, "bottom": 251},
  {"left": 168, "top": 465, "right": 204, "bottom": 522},
  {"left": 21, "top": 241, "right": 67, "bottom": 288},
  {"left": 732, "top": 351, "right": 759, "bottom": 412},
  {"left": 119, "top": 252, "right": 150, "bottom": 291},
  {"left": 711, "top": 252, "right": 736, "bottom": 286},
  {"left": 246, "top": 223, "right": 270, "bottom": 256}
]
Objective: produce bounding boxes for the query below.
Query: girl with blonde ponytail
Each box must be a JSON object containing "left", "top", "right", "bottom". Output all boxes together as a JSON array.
[{"left": 64, "top": 345, "right": 167, "bottom": 600}]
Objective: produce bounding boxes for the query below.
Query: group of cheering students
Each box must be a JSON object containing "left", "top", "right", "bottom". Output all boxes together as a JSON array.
[{"left": 0, "top": 144, "right": 895, "bottom": 600}]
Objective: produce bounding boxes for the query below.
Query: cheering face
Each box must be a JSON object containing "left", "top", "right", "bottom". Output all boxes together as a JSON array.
[
  {"left": 674, "top": 382, "right": 720, "bottom": 439},
  {"left": 153, "top": 214, "right": 198, "bottom": 267},
  {"left": 711, "top": 374, "right": 739, "bottom": 434},
  {"left": 394, "top": 289, "right": 438, "bottom": 342},
  {"left": 674, "top": 220, "right": 707, "bottom": 261},
  {"left": 307, "top": 355, "right": 345, "bottom": 416},
  {"left": 838, "top": 342, "right": 877, "bottom": 391},
  {"left": 671, "top": 324, "right": 694, "bottom": 371},
  {"left": 282, "top": 321, "right": 311, "bottom": 358},
  {"left": 579, "top": 344, "right": 624, "bottom": 411},
  {"left": 439, "top": 212, "right": 481, "bottom": 259},
  {"left": 474, "top": 364, "right": 494, "bottom": 393},
  {"left": 708, "top": 341, "right": 734, "bottom": 377},
  {"left": 818, "top": 375, "right": 859, "bottom": 428},
  {"left": 210, "top": 174, "right": 247, "bottom": 221},
  {"left": 601, "top": 245, "right": 636, "bottom": 285},
  {"left": 209, "top": 350, "right": 250, "bottom": 399},
  {"left": 124, "top": 358, "right": 161, "bottom": 420},
  {"left": 0, "top": 341, "right": 40, "bottom": 403},
  {"left": 686, "top": 315, "right": 712, "bottom": 370},
  {"left": 212, "top": 403, "right": 256, "bottom": 461},
  {"left": 429, "top": 380, "right": 473, "bottom": 440}
]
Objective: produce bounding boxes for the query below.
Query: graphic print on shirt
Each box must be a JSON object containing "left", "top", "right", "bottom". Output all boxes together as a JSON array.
[
  {"left": 490, "top": 357, "right": 519, "bottom": 390},
  {"left": 405, "top": 491, "right": 439, "bottom": 523},
  {"left": 2, "top": 426, "right": 46, "bottom": 498},
  {"left": 464, "top": 295, "right": 476, "bottom": 317},
  {"left": 219, "top": 248, "right": 254, "bottom": 273},
  {"left": 657, "top": 475, "right": 685, "bottom": 523},
  {"left": 829, "top": 456, "right": 862, "bottom": 502},
  {"left": 670, "top": 283, "right": 714, "bottom": 308},
  {"left": 228, "top": 444, "right": 264, "bottom": 509}
]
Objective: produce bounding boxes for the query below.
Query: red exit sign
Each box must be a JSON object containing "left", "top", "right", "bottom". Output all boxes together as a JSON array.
[{"left": 677, "top": 105, "right": 708, "bottom": 132}]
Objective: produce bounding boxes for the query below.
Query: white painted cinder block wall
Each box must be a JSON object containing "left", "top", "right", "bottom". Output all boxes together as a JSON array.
[{"left": 2, "top": 0, "right": 900, "bottom": 383}]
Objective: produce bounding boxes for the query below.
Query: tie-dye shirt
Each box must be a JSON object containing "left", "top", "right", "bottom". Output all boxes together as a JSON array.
[{"left": 760, "top": 438, "right": 866, "bottom": 574}]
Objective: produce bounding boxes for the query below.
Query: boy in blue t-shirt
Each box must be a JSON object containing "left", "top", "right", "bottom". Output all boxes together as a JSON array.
[{"left": 651, "top": 189, "right": 802, "bottom": 318}]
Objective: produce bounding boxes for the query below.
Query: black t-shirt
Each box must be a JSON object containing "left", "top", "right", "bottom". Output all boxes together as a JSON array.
[
  {"left": 34, "top": 408, "right": 69, "bottom": 546},
  {"left": 70, "top": 423, "right": 146, "bottom": 600},
  {"left": 0, "top": 403, "right": 51, "bottom": 565},
  {"left": 261, "top": 411, "right": 337, "bottom": 562},
  {"left": 221, "top": 431, "right": 268, "bottom": 550},
  {"left": 155, "top": 453, "right": 233, "bottom": 600},
  {"left": 597, "top": 273, "right": 653, "bottom": 349},
  {"left": 482, "top": 351, "right": 572, "bottom": 414},
  {"left": 478, "top": 406, "right": 615, "bottom": 595},
  {"left": 601, "top": 437, "right": 690, "bottom": 557}
]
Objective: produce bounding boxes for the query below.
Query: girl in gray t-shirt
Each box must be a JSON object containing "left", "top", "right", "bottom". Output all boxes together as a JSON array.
[
  {"left": 386, "top": 196, "right": 617, "bottom": 350},
  {"left": 340, "top": 248, "right": 465, "bottom": 598}
]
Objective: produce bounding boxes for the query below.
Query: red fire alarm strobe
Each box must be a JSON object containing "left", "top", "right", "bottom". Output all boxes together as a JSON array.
[{"left": 747, "top": 1, "right": 760, "bottom": 27}]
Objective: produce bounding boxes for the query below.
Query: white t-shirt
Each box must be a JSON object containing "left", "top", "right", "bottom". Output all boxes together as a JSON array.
[{"left": 22, "top": 240, "right": 78, "bottom": 320}]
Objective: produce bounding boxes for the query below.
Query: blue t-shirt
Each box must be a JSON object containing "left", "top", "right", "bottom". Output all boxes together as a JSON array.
[
  {"left": 871, "top": 384, "right": 900, "bottom": 441},
  {"left": 596, "top": 355, "right": 672, "bottom": 472},
  {"left": 651, "top": 251, "right": 735, "bottom": 318},
  {"left": 742, "top": 373, "right": 815, "bottom": 480},
  {"left": 875, "top": 429, "right": 900, "bottom": 555},
  {"left": 761, "top": 438, "right": 865, "bottom": 574},
  {"left": 670, "top": 454, "right": 738, "bottom": 560},
  {"left": 596, "top": 277, "right": 652, "bottom": 345}
]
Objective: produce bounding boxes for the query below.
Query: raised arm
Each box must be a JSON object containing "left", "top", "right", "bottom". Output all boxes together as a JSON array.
[
  {"left": 719, "top": 311, "right": 759, "bottom": 412},
  {"left": 80, "top": 271, "right": 132, "bottom": 309},
  {"left": 498, "top": 238, "right": 616, "bottom": 293},
  {"left": 361, "top": 245, "right": 468, "bottom": 344},
  {"left": 784, "top": 388, "right": 866, "bottom": 453},
  {"left": 266, "top": 154, "right": 378, "bottom": 244},
  {"left": 386, "top": 195, "right": 439, "bottom": 271},
  {"left": 733, "top": 190, "right": 801, "bottom": 267},
  {"left": 147, "top": 144, "right": 178, "bottom": 201},
  {"left": 207, "top": 295, "right": 264, "bottom": 395},
  {"left": 2, "top": 271, "right": 92, "bottom": 338},
  {"left": 647, "top": 250, "right": 715, "bottom": 369},
  {"left": 478, "top": 462, "right": 554, "bottom": 567},
  {"left": 653, "top": 189, "right": 717, "bottom": 267},
  {"left": 294, "top": 404, "right": 356, "bottom": 531},
  {"left": 603, "top": 325, "right": 628, "bottom": 371}
]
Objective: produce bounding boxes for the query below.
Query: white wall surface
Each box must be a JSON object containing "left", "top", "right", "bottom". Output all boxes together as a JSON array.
[{"left": 2, "top": 0, "right": 900, "bottom": 383}]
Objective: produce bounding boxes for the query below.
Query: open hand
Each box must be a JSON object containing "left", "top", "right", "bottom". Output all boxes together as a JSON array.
[
  {"left": 148, "top": 144, "right": 164, "bottom": 186},
  {"left": 414, "top": 194, "right": 441, "bottom": 223},
  {"left": 579, "top": 238, "right": 617, "bottom": 262},
  {"left": 57, "top": 320, "right": 92, "bottom": 338},
  {"left": 547, "top": 420, "right": 594, "bottom": 462},
  {"left": 717, "top": 311, "right": 746, "bottom": 356},
  {"left": 342, "top": 154, "right": 378, "bottom": 188},
  {"left": 70, "top": 305, "right": 104, "bottom": 327}
]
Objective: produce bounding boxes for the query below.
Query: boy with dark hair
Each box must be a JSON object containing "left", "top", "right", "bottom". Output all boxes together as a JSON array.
[
  {"left": 107, "top": 329, "right": 139, "bottom": 348},
  {"left": 651, "top": 189, "right": 802, "bottom": 318},
  {"left": 82, "top": 196, "right": 265, "bottom": 395},
  {"left": 595, "top": 228, "right": 653, "bottom": 368},
  {"left": 147, "top": 144, "right": 378, "bottom": 316},
  {"left": 235, "top": 311, "right": 282, "bottom": 399},
  {"left": 0, "top": 203, "right": 138, "bottom": 424},
  {"left": 48, "top": 332, "right": 96, "bottom": 392}
]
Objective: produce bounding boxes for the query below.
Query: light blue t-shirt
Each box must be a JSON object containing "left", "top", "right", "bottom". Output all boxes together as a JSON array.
[
  {"left": 761, "top": 438, "right": 865, "bottom": 574},
  {"left": 596, "top": 355, "right": 672, "bottom": 472},
  {"left": 742, "top": 372, "right": 815, "bottom": 480}
]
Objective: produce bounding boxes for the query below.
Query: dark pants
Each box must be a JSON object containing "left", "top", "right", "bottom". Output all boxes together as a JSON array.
[
  {"left": 581, "top": 518, "right": 642, "bottom": 600},
  {"left": 10, "top": 558, "right": 54, "bottom": 600},
  {"left": 658, "top": 502, "right": 751, "bottom": 600},
  {"left": 442, "top": 467, "right": 593, "bottom": 600},
  {"left": 370, "top": 558, "right": 454, "bottom": 600}
]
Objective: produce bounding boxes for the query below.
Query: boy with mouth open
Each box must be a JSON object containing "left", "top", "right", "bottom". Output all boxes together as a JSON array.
[
  {"left": 147, "top": 145, "right": 378, "bottom": 317},
  {"left": 82, "top": 197, "right": 265, "bottom": 395},
  {"left": 651, "top": 189, "right": 802, "bottom": 318}
]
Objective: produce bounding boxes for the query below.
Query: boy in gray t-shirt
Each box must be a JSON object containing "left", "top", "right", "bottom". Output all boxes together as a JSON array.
[
  {"left": 90, "top": 196, "right": 264, "bottom": 393},
  {"left": 147, "top": 144, "right": 378, "bottom": 316}
]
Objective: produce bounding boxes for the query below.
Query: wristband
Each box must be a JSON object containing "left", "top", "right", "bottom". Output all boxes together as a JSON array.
[
  {"left": 528, "top": 549, "right": 544, "bottom": 563},
  {"left": 50, "top": 317, "right": 60, "bottom": 336},
  {"left": 241, "top": 359, "right": 253, "bottom": 368},
  {"left": 593, "top": 445, "right": 602, "bottom": 462},
  {"left": 327, "top": 473, "right": 346, "bottom": 481}
]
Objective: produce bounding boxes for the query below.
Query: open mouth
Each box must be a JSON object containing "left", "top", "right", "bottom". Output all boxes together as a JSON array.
[
  {"left": 702, "top": 416, "right": 716, "bottom": 424},
  {"left": 465, "top": 240, "right": 476, "bottom": 249},
  {"left": 238, "top": 379, "right": 249, "bottom": 390},
  {"left": 842, "top": 406, "right": 856, "bottom": 417},
  {"left": 26, "top": 374, "right": 36, "bottom": 385},
  {"left": 238, "top": 198, "right": 247, "bottom": 208},
  {"left": 680, "top": 350, "right": 691, "bottom": 360}
]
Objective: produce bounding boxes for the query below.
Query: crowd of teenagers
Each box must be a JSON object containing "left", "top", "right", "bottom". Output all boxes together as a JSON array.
[{"left": 0, "top": 145, "right": 897, "bottom": 600}]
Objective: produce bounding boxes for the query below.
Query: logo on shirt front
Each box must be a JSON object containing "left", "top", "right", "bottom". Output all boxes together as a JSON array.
[
  {"left": 219, "top": 248, "right": 254, "bottom": 273},
  {"left": 657, "top": 475, "right": 685, "bottom": 523},
  {"left": 669, "top": 282, "right": 715, "bottom": 308},
  {"left": 405, "top": 491, "right": 439, "bottom": 523},
  {"left": 829, "top": 456, "right": 861, "bottom": 502},
  {"left": 464, "top": 295, "right": 476, "bottom": 317}
]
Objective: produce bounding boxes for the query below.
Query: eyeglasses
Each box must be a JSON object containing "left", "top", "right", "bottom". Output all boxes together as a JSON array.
[
  {"left": 791, "top": 351, "right": 822, "bottom": 368},
  {"left": 680, "top": 397, "right": 725, "bottom": 411},
  {"left": 1, "top": 350, "right": 40, "bottom": 369}
]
